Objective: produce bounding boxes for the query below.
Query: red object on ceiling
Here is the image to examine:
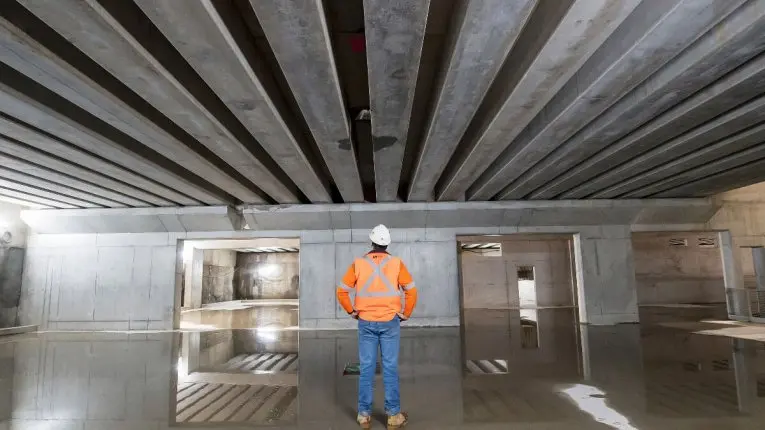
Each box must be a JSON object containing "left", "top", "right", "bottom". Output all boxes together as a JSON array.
[{"left": 350, "top": 34, "right": 365, "bottom": 53}]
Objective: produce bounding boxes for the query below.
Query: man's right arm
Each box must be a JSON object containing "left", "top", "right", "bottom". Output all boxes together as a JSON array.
[{"left": 336, "top": 262, "right": 356, "bottom": 315}]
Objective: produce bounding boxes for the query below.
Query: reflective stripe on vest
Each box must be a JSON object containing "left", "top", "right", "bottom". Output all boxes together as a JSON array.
[{"left": 356, "top": 256, "right": 401, "bottom": 298}]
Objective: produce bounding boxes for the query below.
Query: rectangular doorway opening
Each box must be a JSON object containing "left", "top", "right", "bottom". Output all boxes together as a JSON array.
[
  {"left": 456, "top": 234, "right": 579, "bottom": 375},
  {"left": 178, "top": 238, "right": 299, "bottom": 331},
  {"left": 174, "top": 238, "right": 300, "bottom": 426}
]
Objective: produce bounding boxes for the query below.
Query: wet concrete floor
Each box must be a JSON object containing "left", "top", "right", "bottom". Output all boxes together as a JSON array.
[{"left": 2, "top": 306, "right": 765, "bottom": 429}]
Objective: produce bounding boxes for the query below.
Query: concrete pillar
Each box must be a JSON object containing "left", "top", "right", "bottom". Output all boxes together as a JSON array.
[
  {"left": 718, "top": 230, "right": 748, "bottom": 318},
  {"left": 573, "top": 227, "right": 638, "bottom": 325},
  {"left": 183, "top": 247, "right": 204, "bottom": 310},
  {"left": 751, "top": 247, "right": 765, "bottom": 292}
]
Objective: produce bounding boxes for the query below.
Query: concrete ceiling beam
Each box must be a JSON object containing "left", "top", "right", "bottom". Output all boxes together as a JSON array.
[
  {"left": 654, "top": 157, "right": 765, "bottom": 198},
  {"left": 624, "top": 129, "right": 765, "bottom": 198},
  {"left": 0, "top": 82, "right": 227, "bottom": 205},
  {"left": 547, "top": 49, "right": 765, "bottom": 200},
  {"left": 406, "top": 0, "right": 537, "bottom": 201},
  {"left": 435, "top": 0, "right": 641, "bottom": 201},
  {"left": 506, "top": 0, "right": 765, "bottom": 200},
  {"left": 0, "top": 176, "right": 101, "bottom": 208},
  {"left": 598, "top": 120, "right": 765, "bottom": 198},
  {"left": 0, "top": 154, "right": 149, "bottom": 207},
  {"left": 135, "top": 0, "right": 332, "bottom": 203},
  {"left": 466, "top": 0, "right": 746, "bottom": 201},
  {"left": 21, "top": 206, "right": 241, "bottom": 234},
  {"left": 565, "top": 89, "right": 765, "bottom": 199},
  {"left": 0, "top": 5, "right": 260, "bottom": 205},
  {"left": 0, "top": 116, "right": 189, "bottom": 206},
  {"left": 363, "top": 0, "right": 429, "bottom": 202},
  {"left": 14, "top": 0, "right": 297, "bottom": 204},
  {"left": 0, "top": 166, "right": 125, "bottom": 208},
  {"left": 249, "top": 0, "right": 364, "bottom": 202},
  {"left": 0, "top": 187, "right": 76, "bottom": 209}
]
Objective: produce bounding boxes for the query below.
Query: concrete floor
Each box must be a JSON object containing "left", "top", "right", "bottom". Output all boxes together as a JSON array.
[{"left": 2, "top": 306, "right": 765, "bottom": 429}]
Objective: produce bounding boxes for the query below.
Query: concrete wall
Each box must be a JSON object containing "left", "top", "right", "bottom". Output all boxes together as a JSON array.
[
  {"left": 708, "top": 182, "right": 765, "bottom": 286},
  {"left": 460, "top": 239, "right": 574, "bottom": 309},
  {"left": 299, "top": 229, "right": 461, "bottom": 329},
  {"left": 575, "top": 226, "right": 639, "bottom": 325},
  {"left": 201, "top": 249, "right": 236, "bottom": 304},
  {"left": 18, "top": 234, "right": 179, "bottom": 330},
  {"left": 633, "top": 232, "right": 725, "bottom": 304},
  {"left": 234, "top": 252, "right": 299, "bottom": 300},
  {"left": 0, "top": 202, "right": 27, "bottom": 328}
]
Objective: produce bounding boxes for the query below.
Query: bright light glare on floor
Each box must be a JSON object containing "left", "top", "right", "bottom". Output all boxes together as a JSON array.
[{"left": 557, "top": 384, "right": 638, "bottom": 430}]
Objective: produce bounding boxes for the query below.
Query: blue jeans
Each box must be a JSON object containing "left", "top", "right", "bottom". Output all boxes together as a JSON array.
[{"left": 357, "top": 316, "right": 401, "bottom": 416}]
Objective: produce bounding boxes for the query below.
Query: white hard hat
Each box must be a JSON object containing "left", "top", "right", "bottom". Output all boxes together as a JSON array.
[{"left": 369, "top": 224, "right": 391, "bottom": 246}]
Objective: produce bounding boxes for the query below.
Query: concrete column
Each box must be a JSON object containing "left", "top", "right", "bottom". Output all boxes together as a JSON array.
[
  {"left": 573, "top": 227, "right": 638, "bottom": 325},
  {"left": 718, "top": 230, "right": 748, "bottom": 318},
  {"left": 751, "top": 247, "right": 765, "bottom": 292},
  {"left": 183, "top": 247, "right": 204, "bottom": 310}
]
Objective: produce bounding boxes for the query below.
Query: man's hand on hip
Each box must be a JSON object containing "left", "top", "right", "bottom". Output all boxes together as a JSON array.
[
  {"left": 350, "top": 311, "right": 360, "bottom": 320},
  {"left": 397, "top": 313, "right": 409, "bottom": 321}
]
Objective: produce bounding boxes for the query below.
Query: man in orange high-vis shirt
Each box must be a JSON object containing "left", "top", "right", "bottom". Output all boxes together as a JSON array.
[{"left": 337, "top": 224, "right": 418, "bottom": 429}]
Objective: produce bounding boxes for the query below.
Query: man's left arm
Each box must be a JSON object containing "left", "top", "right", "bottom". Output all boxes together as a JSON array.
[
  {"left": 398, "top": 262, "right": 417, "bottom": 319},
  {"left": 337, "top": 263, "right": 356, "bottom": 316}
]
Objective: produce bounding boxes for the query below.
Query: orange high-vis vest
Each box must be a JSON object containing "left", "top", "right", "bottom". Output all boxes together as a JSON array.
[{"left": 338, "top": 252, "right": 416, "bottom": 322}]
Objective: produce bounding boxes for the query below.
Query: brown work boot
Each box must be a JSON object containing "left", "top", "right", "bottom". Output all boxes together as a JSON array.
[
  {"left": 357, "top": 413, "right": 371, "bottom": 429},
  {"left": 387, "top": 412, "right": 408, "bottom": 429}
]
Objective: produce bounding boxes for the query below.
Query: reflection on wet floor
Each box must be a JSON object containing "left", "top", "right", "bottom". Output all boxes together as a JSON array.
[
  {"left": 180, "top": 302, "right": 299, "bottom": 330},
  {"left": 3, "top": 306, "right": 765, "bottom": 429},
  {"left": 176, "top": 329, "right": 299, "bottom": 425}
]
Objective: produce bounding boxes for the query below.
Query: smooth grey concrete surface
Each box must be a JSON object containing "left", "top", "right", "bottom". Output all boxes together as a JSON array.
[
  {"left": 544, "top": 46, "right": 765, "bottom": 200},
  {"left": 0, "top": 116, "right": 188, "bottom": 206},
  {"left": 468, "top": 0, "right": 745, "bottom": 201},
  {"left": 719, "top": 231, "right": 747, "bottom": 317},
  {"left": 515, "top": 0, "right": 765, "bottom": 201},
  {"left": 437, "top": 0, "right": 640, "bottom": 201},
  {"left": 300, "top": 233, "right": 460, "bottom": 329},
  {"left": 0, "top": 7, "right": 268, "bottom": 205},
  {"left": 576, "top": 90, "right": 765, "bottom": 199},
  {"left": 2, "top": 1, "right": 765, "bottom": 207},
  {"left": 633, "top": 232, "right": 726, "bottom": 305},
  {"left": 4, "top": 308, "right": 765, "bottom": 429},
  {"left": 20, "top": 206, "right": 241, "bottom": 235},
  {"left": 135, "top": 0, "right": 331, "bottom": 204},
  {"left": 574, "top": 227, "right": 639, "bottom": 324},
  {"left": 16, "top": 199, "right": 719, "bottom": 234},
  {"left": 753, "top": 247, "right": 765, "bottom": 292},
  {"left": 18, "top": 234, "right": 178, "bottom": 331},
  {"left": 614, "top": 121, "right": 765, "bottom": 199},
  {"left": 407, "top": 0, "right": 536, "bottom": 201},
  {"left": 0, "top": 81, "right": 225, "bottom": 206},
  {"left": 364, "top": 0, "right": 428, "bottom": 202},
  {"left": 14, "top": 0, "right": 299, "bottom": 204},
  {"left": 250, "top": 0, "right": 363, "bottom": 203}
]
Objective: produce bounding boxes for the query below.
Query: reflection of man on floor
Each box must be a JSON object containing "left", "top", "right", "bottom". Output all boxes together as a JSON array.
[{"left": 336, "top": 224, "right": 418, "bottom": 429}]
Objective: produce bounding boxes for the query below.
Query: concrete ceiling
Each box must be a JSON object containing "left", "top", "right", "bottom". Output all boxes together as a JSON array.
[{"left": 2, "top": 0, "right": 765, "bottom": 209}]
